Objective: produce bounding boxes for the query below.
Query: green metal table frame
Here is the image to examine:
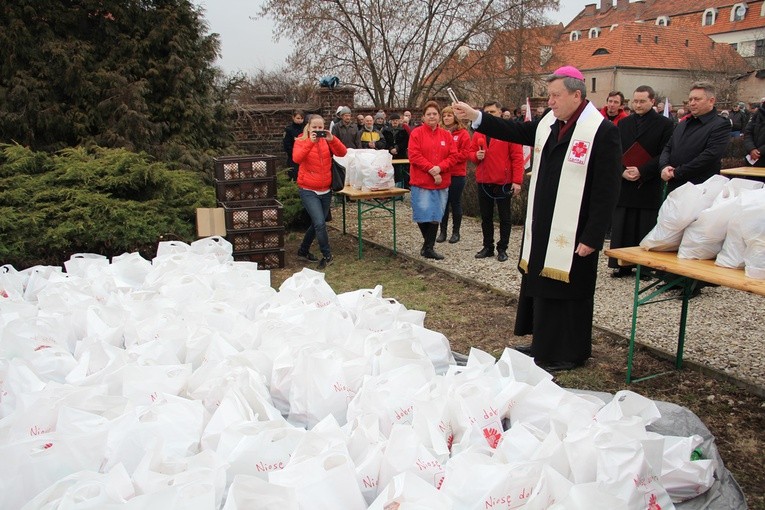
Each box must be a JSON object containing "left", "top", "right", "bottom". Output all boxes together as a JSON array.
[
  {"left": 626, "top": 265, "right": 701, "bottom": 384},
  {"left": 339, "top": 193, "right": 404, "bottom": 259}
]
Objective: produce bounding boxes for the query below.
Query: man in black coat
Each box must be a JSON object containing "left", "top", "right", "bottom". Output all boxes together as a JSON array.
[
  {"left": 659, "top": 82, "right": 730, "bottom": 193},
  {"left": 453, "top": 66, "right": 622, "bottom": 372},
  {"left": 743, "top": 98, "right": 765, "bottom": 167},
  {"left": 608, "top": 85, "right": 675, "bottom": 276}
]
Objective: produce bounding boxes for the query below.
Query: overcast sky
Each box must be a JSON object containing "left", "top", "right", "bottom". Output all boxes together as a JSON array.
[{"left": 193, "top": 0, "right": 595, "bottom": 75}]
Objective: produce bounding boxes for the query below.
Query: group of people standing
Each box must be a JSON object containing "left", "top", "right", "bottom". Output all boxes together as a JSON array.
[{"left": 281, "top": 64, "right": 746, "bottom": 373}]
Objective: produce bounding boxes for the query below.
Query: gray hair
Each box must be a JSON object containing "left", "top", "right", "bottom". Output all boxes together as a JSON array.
[
  {"left": 690, "top": 81, "right": 716, "bottom": 98},
  {"left": 546, "top": 74, "right": 587, "bottom": 99}
]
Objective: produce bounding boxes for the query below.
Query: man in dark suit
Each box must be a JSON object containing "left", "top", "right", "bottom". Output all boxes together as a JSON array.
[
  {"left": 608, "top": 85, "right": 675, "bottom": 277},
  {"left": 453, "top": 66, "right": 622, "bottom": 372},
  {"left": 659, "top": 82, "right": 730, "bottom": 193}
]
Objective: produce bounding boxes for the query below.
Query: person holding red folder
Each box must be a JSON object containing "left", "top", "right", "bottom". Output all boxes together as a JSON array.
[{"left": 608, "top": 85, "right": 675, "bottom": 277}]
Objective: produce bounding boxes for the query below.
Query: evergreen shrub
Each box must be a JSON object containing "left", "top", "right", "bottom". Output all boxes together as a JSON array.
[{"left": 0, "top": 144, "right": 214, "bottom": 268}]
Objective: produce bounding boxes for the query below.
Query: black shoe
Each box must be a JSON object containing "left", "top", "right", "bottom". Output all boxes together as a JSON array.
[
  {"left": 420, "top": 246, "right": 426, "bottom": 256},
  {"left": 475, "top": 247, "right": 494, "bottom": 259},
  {"left": 422, "top": 248, "right": 444, "bottom": 260},
  {"left": 317, "top": 255, "right": 333, "bottom": 269},
  {"left": 611, "top": 268, "right": 632, "bottom": 278},
  {"left": 436, "top": 230, "right": 447, "bottom": 243},
  {"left": 448, "top": 232, "right": 460, "bottom": 244},
  {"left": 514, "top": 344, "right": 533, "bottom": 355},
  {"left": 497, "top": 250, "right": 508, "bottom": 262},
  {"left": 297, "top": 250, "right": 319, "bottom": 262},
  {"left": 538, "top": 360, "right": 581, "bottom": 372}
]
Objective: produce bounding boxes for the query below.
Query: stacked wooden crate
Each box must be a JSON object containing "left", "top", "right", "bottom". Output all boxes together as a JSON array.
[{"left": 214, "top": 155, "right": 285, "bottom": 268}]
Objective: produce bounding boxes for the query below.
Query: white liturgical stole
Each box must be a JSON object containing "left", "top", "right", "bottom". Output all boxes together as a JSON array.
[{"left": 520, "top": 101, "right": 603, "bottom": 282}]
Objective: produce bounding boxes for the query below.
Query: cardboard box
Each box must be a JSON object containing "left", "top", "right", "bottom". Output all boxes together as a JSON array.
[{"left": 196, "top": 208, "right": 226, "bottom": 237}]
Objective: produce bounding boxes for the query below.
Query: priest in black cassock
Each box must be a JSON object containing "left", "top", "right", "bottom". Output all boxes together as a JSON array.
[
  {"left": 608, "top": 85, "right": 675, "bottom": 277},
  {"left": 453, "top": 66, "right": 622, "bottom": 372}
]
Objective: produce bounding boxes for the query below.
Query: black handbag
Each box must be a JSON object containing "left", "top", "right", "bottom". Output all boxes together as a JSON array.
[{"left": 331, "top": 160, "right": 346, "bottom": 192}]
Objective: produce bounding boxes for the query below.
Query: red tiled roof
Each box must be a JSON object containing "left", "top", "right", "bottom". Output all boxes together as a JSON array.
[
  {"left": 553, "top": 22, "right": 751, "bottom": 72},
  {"left": 435, "top": 25, "right": 564, "bottom": 82},
  {"left": 566, "top": 0, "right": 765, "bottom": 36}
]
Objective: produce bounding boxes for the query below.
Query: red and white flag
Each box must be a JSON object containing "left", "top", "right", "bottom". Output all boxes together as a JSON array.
[
  {"left": 523, "top": 97, "right": 532, "bottom": 169},
  {"left": 663, "top": 98, "right": 672, "bottom": 118}
]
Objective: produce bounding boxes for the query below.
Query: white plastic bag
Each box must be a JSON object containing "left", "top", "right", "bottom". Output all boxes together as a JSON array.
[
  {"left": 369, "top": 472, "right": 453, "bottom": 510},
  {"left": 716, "top": 188, "right": 765, "bottom": 268},
  {"left": 744, "top": 237, "right": 765, "bottom": 279},
  {"left": 269, "top": 452, "right": 368, "bottom": 510},
  {"left": 353, "top": 149, "right": 395, "bottom": 191},
  {"left": 641, "top": 176, "right": 728, "bottom": 251},
  {"left": 660, "top": 435, "right": 717, "bottom": 503},
  {"left": 223, "top": 474, "right": 299, "bottom": 510}
]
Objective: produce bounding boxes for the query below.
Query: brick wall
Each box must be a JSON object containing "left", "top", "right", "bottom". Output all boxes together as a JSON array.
[{"left": 231, "top": 87, "right": 358, "bottom": 161}]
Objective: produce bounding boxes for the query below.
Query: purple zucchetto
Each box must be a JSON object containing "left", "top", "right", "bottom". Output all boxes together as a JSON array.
[{"left": 552, "top": 65, "right": 585, "bottom": 81}]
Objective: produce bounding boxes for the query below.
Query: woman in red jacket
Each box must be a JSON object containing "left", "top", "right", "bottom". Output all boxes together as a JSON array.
[
  {"left": 407, "top": 101, "right": 458, "bottom": 260},
  {"left": 292, "top": 114, "right": 348, "bottom": 269},
  {"left": 437, "top": 105, "right": 471, "bottom": 244}
]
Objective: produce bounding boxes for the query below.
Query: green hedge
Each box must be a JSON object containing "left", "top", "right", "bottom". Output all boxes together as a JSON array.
[{"left": 0, "top": 144, "right": 214, "bottom": 268}]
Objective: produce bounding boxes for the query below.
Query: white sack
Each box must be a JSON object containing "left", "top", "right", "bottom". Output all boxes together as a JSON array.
[
  {"left": 716, "top": 188, "right": 765, "bottom": 268},
  {"left": 369, "top": 472, "right": 453, "bottom": 510},
  {"left": 660, "top": 435, "right": 717, "bottom": 503},
  {"left": 268, "top": 451, "right": 367, "bottom": 510},
  {"left": 641, "top": 175, "right": 728, "bottom": 251}
]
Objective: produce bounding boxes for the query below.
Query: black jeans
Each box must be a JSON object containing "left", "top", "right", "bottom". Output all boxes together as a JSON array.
[
  {"left": 477, "top": 183, "right": 512, "bottom": 251},
  {"left": 442, "top": 175, "right": 466, "bottom": 224}
]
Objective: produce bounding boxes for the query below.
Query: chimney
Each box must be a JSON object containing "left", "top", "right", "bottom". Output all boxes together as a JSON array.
[{"left": 583, "top": 3, "right": 597, "bottom": 16}]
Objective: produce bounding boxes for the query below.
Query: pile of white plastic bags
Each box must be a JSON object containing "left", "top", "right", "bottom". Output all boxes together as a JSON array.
[
  {"left": 334, "top": 149, "right": 395, "bottom": 191},
  {"left": 0, "top": 237, "right": 718, "bottom": 509},
  {"left": 641, "top": 175, "right": 765, "bottom": 278}
]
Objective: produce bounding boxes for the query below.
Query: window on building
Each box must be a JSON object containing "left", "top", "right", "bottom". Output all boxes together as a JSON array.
[
  {"left": 589, "top": 27, "right": 601, "bottom": 38},
  {"left": 656, "top": 16, "right": 670, "bottom": 26},
  {"left": 591, "top": 77, "right": 597, "bottom": 93},
  {"left": 756, "top": 39, "right": 765, "bottom": 56},
  {"left": 731, "top": 3, "right": 747, "bottom": 21},
  {"left": 703, "top": 8, "right": 717, "bottom": 25},
  {"left": 540, "top": 46, "right": 552, "bottom": 66},
  {"left": 570, "top": 31, "right": 581, "bottom": 41},
  {"left": 593, "top": 48, "right": 610, "bottom": 55}
]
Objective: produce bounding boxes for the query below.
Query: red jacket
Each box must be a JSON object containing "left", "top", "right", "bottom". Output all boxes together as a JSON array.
[
  {"left": 469, "top": 132, "right": 524, "bottom": 185},
  {"left": 293, "top": 136, "right": 347, "bottom": 191},
  {"left": 408, "top": 125, "right": 458, "bottom": 189},
  {"left": 447, "top": 127, "right": 471, "bottom": 177},
  {"left": 599, "top": 106, "right": 628, "bottom": 125}
]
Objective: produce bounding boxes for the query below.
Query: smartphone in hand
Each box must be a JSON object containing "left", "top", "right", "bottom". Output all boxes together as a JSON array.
[{"left": 447, "top": 87, "right": 459, "bottom": 104}]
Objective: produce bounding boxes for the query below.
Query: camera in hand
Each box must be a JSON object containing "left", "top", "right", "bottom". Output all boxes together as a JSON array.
[{"left": 314, "top": 130, "right": 327, "bottom": 138}]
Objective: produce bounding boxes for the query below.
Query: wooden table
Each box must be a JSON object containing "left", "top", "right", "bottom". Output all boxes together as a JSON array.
[
  {"left": 604, "top": 247, "right": 765, "bottom": 383},
  {"left": 720, "top": 166, "right": 765, "bottom": 180},
  {"left": 336, "top": 185, "right": 410, "bottom": 259}
]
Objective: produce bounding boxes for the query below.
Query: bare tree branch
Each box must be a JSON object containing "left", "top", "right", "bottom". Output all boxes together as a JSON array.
[{"left": 259, "top": 0, "right": 557, "bottom": 107}]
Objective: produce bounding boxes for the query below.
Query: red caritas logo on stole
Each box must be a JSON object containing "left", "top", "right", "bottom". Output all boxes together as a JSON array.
[{"left": 568, "top": 140, "right": 590, "bottom": 165}]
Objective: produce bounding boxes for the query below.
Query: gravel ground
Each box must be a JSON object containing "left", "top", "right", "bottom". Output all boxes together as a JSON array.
[{"left": 333, "top": 198, "right": 765, "bottom": 392}]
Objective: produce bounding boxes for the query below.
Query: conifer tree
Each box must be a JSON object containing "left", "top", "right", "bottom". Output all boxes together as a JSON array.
[{"left": 0, "top": 0, "right": 231, "bottom": 158}]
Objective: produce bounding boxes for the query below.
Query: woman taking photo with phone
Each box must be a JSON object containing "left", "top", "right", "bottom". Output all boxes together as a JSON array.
[
  {"left": 407, "top": 101, "right": 458, "bottom": 260},
  {"left": 292, "top": 114, "right": 348, "bottom": 269}
]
